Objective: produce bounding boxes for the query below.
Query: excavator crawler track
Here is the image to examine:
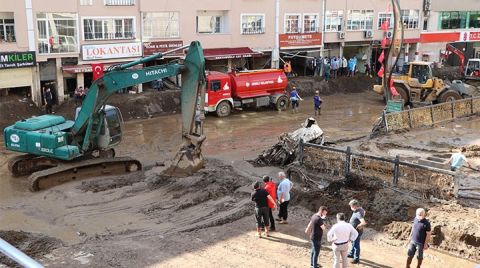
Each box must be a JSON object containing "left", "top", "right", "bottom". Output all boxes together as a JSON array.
[
  {"left": 28, "top": 157, "right": 142, "bottom": 192},
  {"left": 8, "top": 154, "right": 58, "bottom": 177}
]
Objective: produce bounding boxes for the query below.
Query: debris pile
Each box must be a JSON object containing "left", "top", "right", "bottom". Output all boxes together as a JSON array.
[{"left": 251, "top": 118, "right": 324, "bottom": 167}]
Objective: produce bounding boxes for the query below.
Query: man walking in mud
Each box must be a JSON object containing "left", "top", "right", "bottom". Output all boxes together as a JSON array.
[
  {"left": 447, "top": 147, "right": 473, "bottom": 171},
  {"left": 328, "top": 213, "right": 358, "bottom": 268},
  {"left": 348, "top": 199, "right": 366, "bottom": 264},
  {"left": 406, "top": 208, "right": 431, "bottom": 268},
  {"left": 251, "top": 181, "right": 276, "bottom": 238},
  {"left": 305, "top": 206, "right": 327, "bottom": 268},
  {"left": 277, "top": 171, "right": 293, "bottom": 224},
  {"left": 263, "top": 176, "right": 276, "bottom": 231}
]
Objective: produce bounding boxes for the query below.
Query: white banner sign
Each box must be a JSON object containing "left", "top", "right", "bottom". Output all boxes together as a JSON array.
[{"left": 82, "top": 42, "right": 142, "bottom": 60}]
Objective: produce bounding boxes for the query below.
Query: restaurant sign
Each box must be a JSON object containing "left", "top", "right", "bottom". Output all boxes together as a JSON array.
[
  {"left": 0, "top": 51, "right": 36, "bottom": 69},
  {"left": 82, "top": 42, "right": 142, "bottom": 60}
]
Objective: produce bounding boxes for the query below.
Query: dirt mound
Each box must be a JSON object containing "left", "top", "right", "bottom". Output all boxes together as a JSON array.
[
  {"left": 433, "top": 65, "right": 463, "bottom": 81},
  {"left": 384, "top": 203, "right": 480, "bottom": 261},
  {"left": 288, "top": 75, "right": 374, "bottom": 97},
  {"left": 54, "top": 90, "right": 181, "bottom": 121},
  {"left": 0, "top": 95, "right": 42, "bottom": 130},
  {"left": 0, "top": 230, "right": 62, "bottom": 267}
]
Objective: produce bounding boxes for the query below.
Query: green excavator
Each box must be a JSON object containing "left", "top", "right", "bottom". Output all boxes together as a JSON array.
[{"left": 3, "top": 41, "right": 206, "bottom": 191}]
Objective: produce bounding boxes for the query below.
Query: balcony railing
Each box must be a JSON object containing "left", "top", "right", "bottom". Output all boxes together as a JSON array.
[
  {"left": 241, "top": 27, "right": 265, "bottom": 35},
  {"left": 104, "top": 0, "right": 135, "bottom": 6},
  {"left": 84, "top": 32, "right": 136, "bottom": 40}
]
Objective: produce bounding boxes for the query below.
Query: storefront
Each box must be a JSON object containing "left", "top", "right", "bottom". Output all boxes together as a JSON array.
[
  {"left": 0, "top": 51, "right": 38, "bottom": 103},
  {"left": 279, "top": 32, "right": 322, "bottom": 76},
  {"left": 62, "top": 42, "right": 142, "bottom": 91},
  {"left": 203, "top": 47, "right": 263, "bottom": 72}
]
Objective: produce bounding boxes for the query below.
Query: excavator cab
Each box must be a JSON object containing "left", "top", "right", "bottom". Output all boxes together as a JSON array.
[{"left": 75, "top": 105, "right": 123, "bottom": 150}]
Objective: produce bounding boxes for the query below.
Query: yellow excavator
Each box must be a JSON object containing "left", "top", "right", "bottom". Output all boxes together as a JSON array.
[
  {"left": 372, "top": 1, "right": 469, "bottom": 106},
  {"left": 3, "top": 41, "right": 206, "bottom": 191}
]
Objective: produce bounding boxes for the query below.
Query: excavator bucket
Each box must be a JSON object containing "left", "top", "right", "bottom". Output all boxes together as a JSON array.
[{"left": 163, "top": 41, "right": 207, "bottom": 176}]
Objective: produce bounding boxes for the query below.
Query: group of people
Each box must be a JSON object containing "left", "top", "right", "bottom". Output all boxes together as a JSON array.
[
  {"left": 289, "top": 86, "right": 323, "bottom": 116},
  {"left": 312, "top": 56, "right": 359, "bottom": 81},
  {"left": 74, "top": 86, "right": 88, "bottom": 106},
  {"left": 251, "top": 173, "right": 432, "bottom": 268},
  {"left": 251, "top": 172, "right": 293, "bottom": 238}
]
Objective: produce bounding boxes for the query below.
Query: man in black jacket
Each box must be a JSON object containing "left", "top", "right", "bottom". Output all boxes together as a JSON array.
[{"left": 251, "top": 181, "right": 276, "bottom": 238}]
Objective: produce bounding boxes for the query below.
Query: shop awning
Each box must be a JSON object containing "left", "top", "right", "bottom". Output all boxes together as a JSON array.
[
  {"left": 203, "top": 47, "right": 263, "bottom": 60},
  {"left": 62, "top": 63, "right": 141, "bottom": 74}
]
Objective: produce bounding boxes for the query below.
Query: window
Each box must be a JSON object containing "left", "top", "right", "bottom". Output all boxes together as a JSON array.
[
  {"left": 285, "top": 14, "right": 300, "bottom": 33},
  {"left": 209, "top": 80, "right": 221, "bottom": 91},
  {"left": 346, "top": 10, "right": 374, "bottom": 31},
  {"left": 83, "top": 17, "right": 135, "bottom": 40},
  {"left": 37, "top": 13, "right": 78, "bottom": 54},
  {"left": 241, "top": 14, "right": 265, "bottom": 34},
  {"left": 423, "top": 17, "right": 428, "bottom": 30},
  {"left": 80, "top": 0, "right": 92, "bottom": 5},
  {"left": 303, "top": 14, "right": 319, "bottom": 33},
  {"left": 377, "top": 12, "right": 393, "bottom": 29},
  {"left": 104, "top": 0, "right": 135, "bottom": 6},
  {"left": 401, "top": 10, "right": 419, "bottom": 29},
  {"left": 440, "top": 11, "right": 467, "bottom": 29},
  {"left": 325, "top": 11, "right": 343, "bottom": 32},
  {"left": 196, "top": 11, "right": 228, "bottom": 34},
  {"left": 0, "top": 13, "right": 15, "bottom": 42},
  {"left": 469, "top": 11, "right": 480, "bottom": 28},
  {"left": 143, "top": 12, "right": 179, "bottom": 39}
]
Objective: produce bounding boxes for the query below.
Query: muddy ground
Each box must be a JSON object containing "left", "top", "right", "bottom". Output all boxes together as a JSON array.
[{"left": 1, "top": 87, "right": 479, "bottom": 267}]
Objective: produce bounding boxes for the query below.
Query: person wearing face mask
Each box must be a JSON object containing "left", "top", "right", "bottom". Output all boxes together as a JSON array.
[{"left": 305, "top": 206, "right": 328, "bottom": 268}]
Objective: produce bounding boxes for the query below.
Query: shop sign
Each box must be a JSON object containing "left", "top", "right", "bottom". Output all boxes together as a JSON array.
[
  {"left": 279, "top": 33, "right": 322, "bottom": 48},
  {"left": 0, "top": 51, "right": 36, "bottom": 69},
  {"left": 82, "top": 42, "right": 142, "bottom": 60},
  {"left": 143, "top": 40, "right": 184, "bottom": 56},
  {"left": 459, "top": 31, "right": 480, "bottom": 42}
]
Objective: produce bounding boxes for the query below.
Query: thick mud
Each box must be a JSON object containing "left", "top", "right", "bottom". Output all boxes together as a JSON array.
[
  {"left": 0, "top": 230, "right": 62, "bottom": 267},
  {"left": 289, "top": 75, "right": 374, "bottom": 97}
]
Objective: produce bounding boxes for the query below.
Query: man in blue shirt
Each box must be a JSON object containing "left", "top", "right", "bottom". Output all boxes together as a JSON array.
[
  {"left": 277, "top": 171, "right": 293, "bottom": 224},
  {"left": 313, "top": 91, "right": 322, "bottom": 116},
  {"left": 447, "top": 147, "right": 472, "bottom": 171},
  {"left": 406, "top": 208, "right": 431, "bottom": 268}
]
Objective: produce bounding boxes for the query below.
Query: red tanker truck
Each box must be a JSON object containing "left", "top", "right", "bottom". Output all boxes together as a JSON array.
[{"left": 204, "top": 69, "right": 289, "bottom": 117}]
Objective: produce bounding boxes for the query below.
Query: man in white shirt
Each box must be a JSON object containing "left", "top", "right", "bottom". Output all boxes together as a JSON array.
[
  {"left": 277, "top": 171, "right": 293, "bottom": 224},
  {"left": 328, "top": 213, "right": 359, "bottom": 268}
]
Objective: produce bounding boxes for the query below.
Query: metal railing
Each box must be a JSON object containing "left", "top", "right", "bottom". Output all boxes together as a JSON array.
[
  {"left": 241, "top": 27, "right": 265, "bottom": 35},
  {"left": 381, "top": 96, "right": 480, "bottom": 132},
  {"left": 0, "top": 237, "right": 44, "bottom": 268},
  {"left": 84, "top": 32, "right": 136, "bottom": 41},
  {"left": 298, "top": 141, "right": 457, "bottom": 200}
]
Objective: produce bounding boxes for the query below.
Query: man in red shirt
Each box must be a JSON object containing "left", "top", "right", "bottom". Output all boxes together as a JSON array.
[{"left": 263, "top": 175, "right": 277, "bottom": 232}]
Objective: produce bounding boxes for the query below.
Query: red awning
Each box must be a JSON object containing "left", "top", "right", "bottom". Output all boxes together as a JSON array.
[
  {"left": 62, "top": 63, "right": 141, "bottom": 73},
  {"left": 203, "top": 47, "right": 263, "bottom": 60}
]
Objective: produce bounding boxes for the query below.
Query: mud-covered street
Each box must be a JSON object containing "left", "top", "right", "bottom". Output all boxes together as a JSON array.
[{"left": 1, "top": 91, "right": 479, "bottom": 267}]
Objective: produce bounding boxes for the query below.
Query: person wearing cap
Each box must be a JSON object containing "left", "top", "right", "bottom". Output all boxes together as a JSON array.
[
  {"left": 347, "top": 199, "right": 366, "bottom": 264},
  {"left": 327, "top": 213, "right": 359, "bottom": 268},
  {"left": 406, "top": 208, "right": 431, "bottom": 268},
  {"left": 251, "top": 181, "right": 277, "bottom": 238},
  {"left": 263, "top": 175, "right": 277, "bottom": 232}
]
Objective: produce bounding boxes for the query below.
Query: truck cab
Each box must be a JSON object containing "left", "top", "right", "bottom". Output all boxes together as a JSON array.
[{"left": 204, "top": 71, "right": 234, "bottom": 117}]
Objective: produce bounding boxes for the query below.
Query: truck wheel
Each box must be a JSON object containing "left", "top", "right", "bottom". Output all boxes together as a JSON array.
[
  {"left": 439, "top": 90, "right": 462, "bottom": 103},
  {"left": 275, "top": 95, "right": 289, "bottom": 111},
  {"left": 216, "top": 101, "right": 231, "bottom": 117}
]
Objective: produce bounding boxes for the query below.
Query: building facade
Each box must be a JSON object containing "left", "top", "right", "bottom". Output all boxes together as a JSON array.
[{"left": 0, "top": 0, "right": 479, "bottom": 107}]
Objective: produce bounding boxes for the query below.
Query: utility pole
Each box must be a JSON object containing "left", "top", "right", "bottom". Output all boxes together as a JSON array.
[
  {"left": 320, "top": 0, "right": 326, "bottom": 59},
  {"left": 272, "top": 0, "right": 280, "bottom": 69}
]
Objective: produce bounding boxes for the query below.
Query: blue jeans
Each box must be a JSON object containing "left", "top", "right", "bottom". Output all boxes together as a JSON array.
[
  {"left": 349, "top": 232, "right": 362, "bottom": 261},
  {"left": 310, "top": 239, "right": 320, "bottom": 268}
]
